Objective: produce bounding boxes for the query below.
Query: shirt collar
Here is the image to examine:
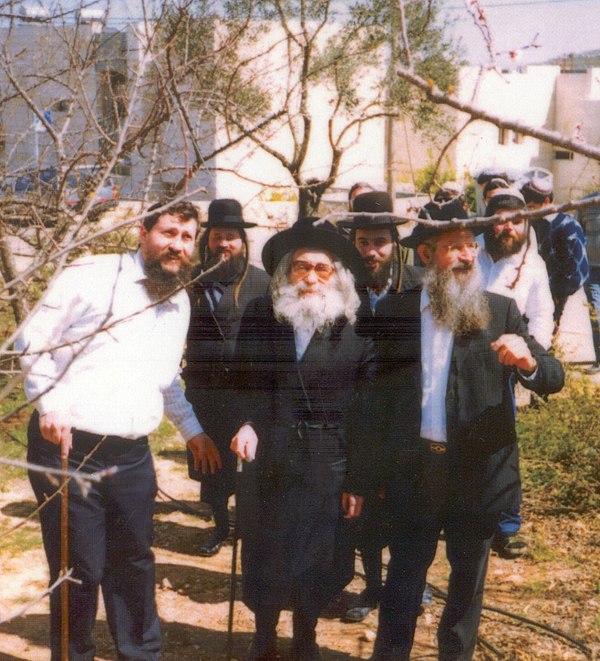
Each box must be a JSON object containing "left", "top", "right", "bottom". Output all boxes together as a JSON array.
[{"left": 420, "top": 286, "right": 431, "bottom": 313}]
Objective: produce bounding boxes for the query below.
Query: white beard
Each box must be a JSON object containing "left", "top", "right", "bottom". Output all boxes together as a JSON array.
[{"left": 273, "top": 280, "right": 347, "bottom": 336}]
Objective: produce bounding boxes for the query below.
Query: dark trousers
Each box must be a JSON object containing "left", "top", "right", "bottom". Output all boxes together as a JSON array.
[
  {"left": 27, "top": 413, "right": 161, "bottom": 661},
  {"left": 373, "top": 510, "right": 496, "bottom": 661}
]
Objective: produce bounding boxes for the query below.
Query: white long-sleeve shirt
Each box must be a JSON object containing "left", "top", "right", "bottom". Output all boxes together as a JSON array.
[
  {"left": 420, "top": 288, "right": 453, "bottom": 443},
  {"left": 479, "top": 244, "right": 554, "bottom": 349},
  {"left": 17, "top": 250, "right": 203, "bottom": 440}
]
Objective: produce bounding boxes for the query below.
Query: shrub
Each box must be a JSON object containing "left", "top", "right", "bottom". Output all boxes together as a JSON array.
[{"left": 517, "top": 375, "right": 600, "bottom": 512}]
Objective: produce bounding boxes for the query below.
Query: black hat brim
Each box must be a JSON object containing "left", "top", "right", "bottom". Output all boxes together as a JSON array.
[
  {"left": 337, "top": 214, "right": 407, "bottom": 230},
  {"left": 401, "top": 222, "right": 485, "bottom": 249},
  {"left": 262, "top": 223, "right": 365, "bottom": 279},
  {"left": 200, "top": 219, "right": 257, "bottom": 229}
]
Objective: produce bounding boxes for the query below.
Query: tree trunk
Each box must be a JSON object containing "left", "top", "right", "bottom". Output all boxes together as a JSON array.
[{"left": 0, "top": 218, "right": 27, "bottom": 326}]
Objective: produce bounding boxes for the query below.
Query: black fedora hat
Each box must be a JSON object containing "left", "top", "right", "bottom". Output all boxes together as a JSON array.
[
  {"left": 402, "top": 198, "right": 481, "bottom": 249},
  {"left": 338, "top": 191, "right": 406, "bottom": 230},
  {"left": 261, "top": 217, "right": 365, "bottom": 278},
  {"left": 201, "top": 198, "right": 257, "bottom": 228}
]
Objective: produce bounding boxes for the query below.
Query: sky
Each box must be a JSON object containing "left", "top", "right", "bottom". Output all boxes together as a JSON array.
[
  {"left": 440, "top": 0, "right": 600, "bottom": 67},
  {"left": 22, "top": 0, "right": 600, "bottom": 69}
]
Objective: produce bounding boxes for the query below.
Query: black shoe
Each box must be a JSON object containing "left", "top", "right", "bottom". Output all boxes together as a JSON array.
[
  {"left": 584, "top": 362, "right": 600, "bottom": 375},
  {"left": 290, "top": 642, "right": 322, "bottom": 661},
  {"left": 343, "top": 588, "right": 379, "bottom": 622},
  {"left": 199, "top": 528, "right": 228, "bottom": 557},
  {"left": 244, "top": 640, "right": 281, "bottom": 661},
  {"left": 369, "top": 646, "right": 408, "bottom": 661},
  {"left": 491, "top": 533, "right": 527, "bottom": 559}
]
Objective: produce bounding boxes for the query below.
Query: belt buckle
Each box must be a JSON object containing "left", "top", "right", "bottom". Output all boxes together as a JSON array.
[{"left": 429, "top": 441, "right": 447, "bottom": 454}]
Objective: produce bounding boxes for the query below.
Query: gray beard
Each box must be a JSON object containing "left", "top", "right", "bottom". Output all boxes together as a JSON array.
[
  {"left": 424, "top": 262, "right": 490, "bottom": 337},
  {"left": 272, "top": 281, "right": 346, "bottom": 336}
]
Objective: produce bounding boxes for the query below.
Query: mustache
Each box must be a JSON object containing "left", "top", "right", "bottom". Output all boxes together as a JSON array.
[{"left": 452, "top": 263, "right": 473, "bottom": 272}]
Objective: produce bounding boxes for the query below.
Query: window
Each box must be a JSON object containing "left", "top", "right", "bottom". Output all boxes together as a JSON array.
[{"left": 554, "top": 151, "right": 573, "bottom": 160}]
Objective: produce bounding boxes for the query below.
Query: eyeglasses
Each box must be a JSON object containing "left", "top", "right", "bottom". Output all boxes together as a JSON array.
[{"left": 291, "top": 260, "right": 335, "bottom": 280}]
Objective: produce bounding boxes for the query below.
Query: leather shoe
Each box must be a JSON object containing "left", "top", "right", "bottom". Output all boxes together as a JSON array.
[
  {"left": 244, "top": 640, "right": 281, "bottom": 661},
  {"left": 369, "top": 646, "right": 408, "bottom": 660},
  {"left": 290, "top": 642, "right": 322, "bottom": 660},
  {"left": 199, "top": 529, "right": 228, "bottom": 557}
]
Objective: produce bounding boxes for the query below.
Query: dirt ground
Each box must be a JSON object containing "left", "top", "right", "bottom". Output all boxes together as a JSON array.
[{"left": 0, "top": 447, "right": 598, "bottom": 661}]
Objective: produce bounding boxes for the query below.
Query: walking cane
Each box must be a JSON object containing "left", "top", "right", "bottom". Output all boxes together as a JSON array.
[
  {"left": 60, "top": 443, "right": 69, "bottom": 661},
  {"left": 226, "top": 457, "right": 243, "bottom": 661}
]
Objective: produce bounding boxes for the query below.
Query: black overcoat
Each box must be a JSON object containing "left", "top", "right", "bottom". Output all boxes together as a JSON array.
[
  {"left": 183, "top": 264, "right": 271, "bottom": 501},
  {"left": 232, "top": 295, "right": 376, "bottom": 613},
  {"left": 356, "top": 287, "right": 565, "bottom": 518}
]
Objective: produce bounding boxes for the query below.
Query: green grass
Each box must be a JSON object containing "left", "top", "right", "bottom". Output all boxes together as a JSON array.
[
  {"left": 517, "top": 374, "right": 600, "bottom": 513},
  {"left": 0, "top": 380, "right": 32, "bottom": 488},
  {"left": 0, "top": 524, "right": 40, "bottom": 557}
]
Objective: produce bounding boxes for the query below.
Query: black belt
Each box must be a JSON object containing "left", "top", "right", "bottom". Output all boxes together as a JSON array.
[
  {"left": 72, "top": 429, "right": 148, "bottom": 457},
  {"left": 293, "top": 420, "right": 340, "bottom": 433}
]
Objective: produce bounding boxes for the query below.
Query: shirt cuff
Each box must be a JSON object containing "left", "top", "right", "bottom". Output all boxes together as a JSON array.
[{"left": 518, "top": 366, "right": 538, "bottom": 381}]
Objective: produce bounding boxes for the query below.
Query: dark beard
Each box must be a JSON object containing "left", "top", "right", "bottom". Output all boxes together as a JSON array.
[
  {"left": 425, "top": 263, "right": 490, "bottom": 338},
  {"left": 144, "top": 260, "right": 193, "bottom": 298},
  {"left": 485, "top": 228, "right": 526, "bottom": 259},
  {"left": 203, "top": 252, "right": 246, "bottom": 282},
  {"left": 366, "top": 258, "right": 394, "bottom": 293}
]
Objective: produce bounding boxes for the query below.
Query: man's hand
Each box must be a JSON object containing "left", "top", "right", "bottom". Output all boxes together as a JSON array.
[
  {"left": 491, "top": 334, "right": 538, "bottom": 373},
  {"left": 39, "top": 412, "right": 72, "bottom": 458},
  {"left": 230, "top": 424, "right": 258, "bottom": 462},
  {"left": 341, "top": 492, "right": 364, "bottom": 519},
  {"left": 187, "top": 433, "right": 222, "bottom": 475}
]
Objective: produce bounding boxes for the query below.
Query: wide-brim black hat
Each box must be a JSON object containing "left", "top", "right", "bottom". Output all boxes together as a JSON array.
[
  {"left": 262, "top": 217, "right": 365, "bottom": 278},
  {"left": 201, "top": 198, "right": 257, "bottom": 228},
  {"left": 338, "top": 191, "right": 406, "bottom": 230},
  {"left": 402, "top": 198, "right": 482, "bottom": 248}
]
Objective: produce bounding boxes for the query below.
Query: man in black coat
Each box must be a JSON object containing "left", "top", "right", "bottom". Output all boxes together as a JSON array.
[
  {"left": 364, "top": 208, "right": 565, "bottom": 661},
  {"left": 230, "top": 219, "right": 375, "bottom": 661},
  {"left": 338, "top": 190, "right": 423, "bottom": 622},
  {"left": 184, "top": 198, "right": 271, "bottom": 556}
]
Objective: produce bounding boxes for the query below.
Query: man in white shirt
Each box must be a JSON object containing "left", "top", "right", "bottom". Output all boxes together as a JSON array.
[
  {"left": 18, "top": 200, "right": 215, "bottom": 661},
  {"left": 479, "top": 189, "right": 555, "bottom": 559},
  {"left": 364, "top": 207, "right": 564, "bottom": 660}
]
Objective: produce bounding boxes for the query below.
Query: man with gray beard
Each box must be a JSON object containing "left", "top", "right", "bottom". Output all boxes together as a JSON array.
[
  {"left": 230, "top": 219, "right": 375, "bottom": 661},
  {"left": 363, "top": 207, "right": 564, "bottom": 661}
]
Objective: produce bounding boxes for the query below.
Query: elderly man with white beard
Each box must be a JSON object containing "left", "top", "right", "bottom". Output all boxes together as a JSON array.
[
  {"left": 360, "top": 200, "right": 565, "bottom": 661},
  {"left": 229, "top": 219, "right": 375, "bottom": 661}
]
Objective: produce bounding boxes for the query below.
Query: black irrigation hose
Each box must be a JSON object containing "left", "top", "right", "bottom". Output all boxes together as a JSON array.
[
  {"left": 428, "top": 583, "right": 593, "bottom": 659},
  {"left": 158, "top": 492, "right": 593, "bottom": 659},
  {"left": 156, "top": 486, "right": 211, "bottom": 519}
]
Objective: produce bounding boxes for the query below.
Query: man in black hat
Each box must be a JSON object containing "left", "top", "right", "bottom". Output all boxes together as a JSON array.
[
  {"left": 229, "top": 219, "right": 375, "bottom": 661},
  {"left": 365, "top": 205, "right": 564, "bottom": 661},
  {"left": 338, "top": 191, "right": 422, "bottom": 622},
  {"left": 184, "top": 198, "right": 270, "bottom": 556}
]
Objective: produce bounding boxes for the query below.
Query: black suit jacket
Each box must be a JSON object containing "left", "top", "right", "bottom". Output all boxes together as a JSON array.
[
  {"left": 232, "top": 295, "right": 376, "bottom": 495},
  {"left": 183, "top": 263, "right": 271, "bottom": 443},
  {"left": 359, "top": 287, "right": 564, "bottom": 517}
]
